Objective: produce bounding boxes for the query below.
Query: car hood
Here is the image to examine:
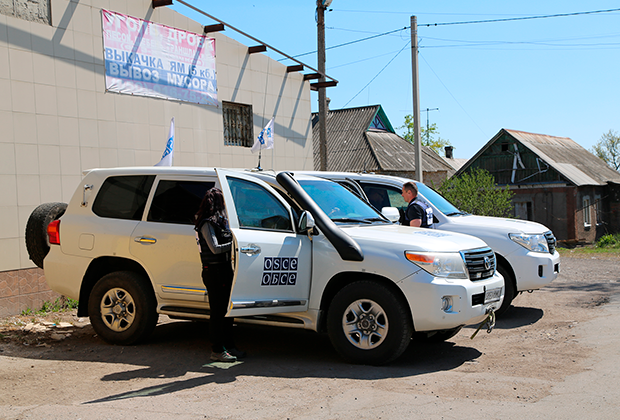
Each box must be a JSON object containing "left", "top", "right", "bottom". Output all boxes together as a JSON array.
[
  {"left": 341, "top": 224, "right": 488, "bottom": 253},
  {"left": 444, "top": 214, "right": 550, "bottom": 234}
]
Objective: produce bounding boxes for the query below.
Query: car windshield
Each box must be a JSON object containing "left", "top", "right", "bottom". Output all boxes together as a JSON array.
[
  {"left": 299, "top": 179, "right": 388, "bottom": 224},
  {"left": 416, "top": 182, "right": 468, "bottom": 216}
]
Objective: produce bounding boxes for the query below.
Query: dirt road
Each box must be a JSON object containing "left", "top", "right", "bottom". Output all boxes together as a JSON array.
[{"left": 1, "top": 254, "right": 619, "bottom": 419}]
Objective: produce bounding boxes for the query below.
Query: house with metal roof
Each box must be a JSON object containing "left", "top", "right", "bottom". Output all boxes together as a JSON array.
[
  {"left": 456, "top": 128, "right": 620, "bottom": 243},
  {"left": 312, "top": 105, "right": 455, "bottom": 186}
]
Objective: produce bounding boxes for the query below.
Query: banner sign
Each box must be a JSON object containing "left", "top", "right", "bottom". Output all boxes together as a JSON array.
[{"left": 102, "top": 9, "right": 218, "bottom": 106}]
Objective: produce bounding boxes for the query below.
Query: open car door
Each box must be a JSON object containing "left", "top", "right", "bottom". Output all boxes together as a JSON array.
[{"left": 216, "top": 169, "right": 312, "bottom": 317}]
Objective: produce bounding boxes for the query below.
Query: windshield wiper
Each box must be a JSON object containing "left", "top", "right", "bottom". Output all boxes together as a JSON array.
[
  {"left": 331, "top": 218, "right": 373, "bottom": 224},
  {"left": 363, "top": 217, "right": 391, "bottom": 223},
  {"left": 445, "top": 211, "right": 469, "bottom": 216}
]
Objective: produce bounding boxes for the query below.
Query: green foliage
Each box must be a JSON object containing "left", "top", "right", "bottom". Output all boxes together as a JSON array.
[
  {"left": 20, "top": 297, "right": 79, "bottom": 317},
  {"left": 398, "top": 114, "right": 452, "bottom": 156},
  {"left": 591, "top": 129, "right": 620, "bottom": 171},
  {"left": 438, "top": 168, "right": 514, "bottom": 217},
  {"left": 595, "top": 234, "right": 620, "bottom": 249}
]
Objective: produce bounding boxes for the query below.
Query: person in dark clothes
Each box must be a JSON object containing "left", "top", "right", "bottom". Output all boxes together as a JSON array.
[
  {"left": 401, "top": 181, "right": 434, "bottom": 228},
  {"left": 195, "top": 187, "right": 245, "bottom": 362}
]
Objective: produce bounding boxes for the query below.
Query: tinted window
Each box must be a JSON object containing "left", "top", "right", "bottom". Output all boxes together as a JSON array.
[
  {"left": 228, "top": 178, "right": 292, "bottom": 231},
  {"left": 361, "top": 183, "right": 407, "bottom": 212},
  {"left": 147, "top": 180, "right": 215, "bottom": 224},
  {"left": 93, "top": 175, "right": 155, "bottom": 220}
]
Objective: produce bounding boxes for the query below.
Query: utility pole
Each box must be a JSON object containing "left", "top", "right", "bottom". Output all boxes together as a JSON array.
[
  {"left": 317, "top": 1, "right": 330, "bottom": 171},
  {"left": 423, "top": 107, "right": 439, "bottom": 144},
  {"left": 410, "top": 16, "right": 422, "bottom": 182}
]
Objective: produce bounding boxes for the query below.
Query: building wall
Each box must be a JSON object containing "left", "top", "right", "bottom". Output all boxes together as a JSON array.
[
  {"left": 1, "top": 0, "right": 313, "bottom": 275},
  {"left": 510, "top": 186, "right": 571, "bottom": 241},
  {"left": 0, "top": 0, "right": 313, "bottom": 313}
]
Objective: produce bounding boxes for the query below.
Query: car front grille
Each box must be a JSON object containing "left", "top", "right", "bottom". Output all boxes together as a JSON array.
[
  {"left": 545, "top": 231, "right": 556, "bottom": 254},
  {"left": 462, "top": 247, "right": 496, "bottom": 281}
]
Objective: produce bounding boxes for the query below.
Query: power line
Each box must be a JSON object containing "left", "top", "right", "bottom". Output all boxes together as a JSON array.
[
  {"left": 419, "top": 53, "right": 486, "bottom": 138},
  {"left": 279, "top": 27, "right": 407, "bottom": 61},
  {"left": 281, "top": 8, "right": 620, "bottom": 61},
  {"left": 419, "top": 8, "right": 620, "bottom": 27},
  {"left": 342, "top": 41, "right": 410, "bottom": 108}
]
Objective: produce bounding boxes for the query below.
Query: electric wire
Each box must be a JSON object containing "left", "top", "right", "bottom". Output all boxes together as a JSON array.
[
  {"left": 419, "top": 53, "right": 487, "bottom": 137},
  {"left": 279, "top": 26, "right": 407, "bottom": 61},
  {"left": 342, "top": 41, "right": 410, "bottom": 108}
]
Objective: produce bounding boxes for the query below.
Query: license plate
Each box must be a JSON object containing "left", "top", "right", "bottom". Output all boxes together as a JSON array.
[{"left": 484, "top": 287, "right": 502, "bottom": 304}]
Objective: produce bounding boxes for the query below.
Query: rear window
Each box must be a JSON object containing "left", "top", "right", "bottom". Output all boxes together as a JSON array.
[
  {"left": 93, "top": 175, "right": 155, "bottom": 220},
  {"left": 147, "top": 180, "right": 215, "bottom": 224}
]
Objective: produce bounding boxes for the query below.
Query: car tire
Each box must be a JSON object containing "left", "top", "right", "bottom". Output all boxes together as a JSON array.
[
  {"left": 88, "top": 271, "right": 158, "bottom": 345},
  {"left": 327, "top": 280, "right": 413, "bottom": 365},
  {"left": 25, "top": 202, "right": 68, "bottom": 269},
  {"left": 496, "top": 264, "right": 515, "bottom": 316}
]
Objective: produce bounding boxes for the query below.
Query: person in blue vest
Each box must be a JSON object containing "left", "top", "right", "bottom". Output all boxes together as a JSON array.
[{"left": 401, "top": 181, "right": 434, "bottom": 228}]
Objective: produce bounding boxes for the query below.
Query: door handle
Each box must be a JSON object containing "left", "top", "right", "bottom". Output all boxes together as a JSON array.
[
  {"left": 134, "top": 236, "right": 157, "bottom": 244},
  {"left": 240, "top": 244, "right": 261, "bottom": 256}
]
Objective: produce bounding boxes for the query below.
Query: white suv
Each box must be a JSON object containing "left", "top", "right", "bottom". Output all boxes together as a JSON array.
[
  {"left": 27, "top": 167, "right": 504, "bottom": 364},
  {"left": 299, "top": 171, "right": 560, "bottom": 315}
]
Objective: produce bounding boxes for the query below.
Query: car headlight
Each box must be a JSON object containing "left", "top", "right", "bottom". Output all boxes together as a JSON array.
[
  {"left": 405, "top": 251, "right": 468, "bottom": 279},
  {"left": 509, "top": 233, "right": 549, "bottom": 253}
]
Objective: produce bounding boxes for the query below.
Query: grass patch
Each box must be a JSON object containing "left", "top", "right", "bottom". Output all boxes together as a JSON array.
[
  {"left": 20, "top": 296, "right": 79, "bottom": 316},
  {"left": 558, "top": 236, "right": 620, "bottom": 258},
  {"left": 595, "top": 233, "right": 620, "bottom": 249}
]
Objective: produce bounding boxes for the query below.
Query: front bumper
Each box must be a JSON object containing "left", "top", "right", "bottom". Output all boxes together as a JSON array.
[
  {"left": 511, "top": 249, "right": 560, "bottom": 291},
  {"left": 401, "top": 271, "right": 505, "bottom": 332}
]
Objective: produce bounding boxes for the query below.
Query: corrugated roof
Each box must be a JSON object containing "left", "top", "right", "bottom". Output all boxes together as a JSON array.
[
  {"left": 312, "top": 106, "right": 378, "bottom": 172},
  {"left": 505, "top": 129, "right": 620, "bottom": 186},
  {"left": 312, "top": 106, "right": 454, "bottom": 174}
]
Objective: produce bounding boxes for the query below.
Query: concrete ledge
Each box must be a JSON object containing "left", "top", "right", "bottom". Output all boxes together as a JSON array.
[{"left": 0, "top": 268, "right": 61, "bottom": 317}]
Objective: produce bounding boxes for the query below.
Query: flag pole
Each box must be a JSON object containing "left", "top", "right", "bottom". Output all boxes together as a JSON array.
[{"left": 257, "top": 148, "right": 262, "bottom": 171}]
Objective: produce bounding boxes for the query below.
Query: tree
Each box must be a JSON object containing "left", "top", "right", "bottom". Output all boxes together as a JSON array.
[
  {"left": 438, "top": 168, "right": 514, "bottom": 218},
  {"left": 591, "top": 129, "right": 620, "bottom": 171},
  {"left": 398, "top": 114, "right": 452, "bottom": 156}
]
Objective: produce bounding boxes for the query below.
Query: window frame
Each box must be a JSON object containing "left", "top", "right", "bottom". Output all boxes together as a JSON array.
[
  {"left": 582, "top": 195, "right": 591, "bottom": 227},
  {"left": 222, "top": 101, "right": 254, "bottom": 147}
]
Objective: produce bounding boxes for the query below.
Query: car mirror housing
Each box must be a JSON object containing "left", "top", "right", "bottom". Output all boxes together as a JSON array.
[
  {"left": 298, "top": 210, "right": 316, "bottom": 234},
  {"left": 382, "top": 207, "right": 400, "bottom": 223}
]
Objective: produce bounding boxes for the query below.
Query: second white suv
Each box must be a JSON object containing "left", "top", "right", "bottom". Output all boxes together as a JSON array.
[{"left": 299, "top": 171, "right": 560, "bottom": 315}]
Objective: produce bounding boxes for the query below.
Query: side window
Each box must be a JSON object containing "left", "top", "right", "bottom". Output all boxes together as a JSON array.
[
  {"left": 361, "top": 183, "right": 407, "bottom": 212},
  {"left": 93, "top": 175, "right": 155, "bottom": 220},
  {"left": 583, "top": 196, "right": 591, "bottom": 227},
  {"left": 147, "top": 180, "right": 215, "bottom": 224},
  {"left": 594, "top": 195, "right": 602, "bottom": 225},
  {"left": 228, "top": 178, "right": 292, "bottom": 231},
  {"left": 222, "top": 101, "right": 253, "bottom": 147}
]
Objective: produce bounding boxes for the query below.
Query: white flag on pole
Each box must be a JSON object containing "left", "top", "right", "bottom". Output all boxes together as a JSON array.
[
  {"left": 251, "top": 118, "right": 274, "bottom": 154},
  {"left": 155, "top": 117, "right": 175, "bottom": 166}
]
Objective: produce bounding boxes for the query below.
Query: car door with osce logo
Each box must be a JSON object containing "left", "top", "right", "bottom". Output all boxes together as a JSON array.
[{"left": 216, "top": 169, "right": 312, "bottom": 317}]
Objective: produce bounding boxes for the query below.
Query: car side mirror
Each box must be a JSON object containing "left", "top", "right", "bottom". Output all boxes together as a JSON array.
[
  {"left": 382, "top": 207, "right": 400, "bottom": 223},
  {"left": 298, "top": 210, "right": 316, "bottom": 235}
]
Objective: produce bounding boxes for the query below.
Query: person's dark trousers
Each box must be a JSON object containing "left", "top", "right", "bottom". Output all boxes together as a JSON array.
[{"left": 202, "top": 263, "right": 235, "bottom": 353}]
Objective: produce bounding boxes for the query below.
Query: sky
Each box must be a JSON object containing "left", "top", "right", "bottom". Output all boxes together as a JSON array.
[{"left": 171, "top": 1, "right": 620, "bottom": 160}]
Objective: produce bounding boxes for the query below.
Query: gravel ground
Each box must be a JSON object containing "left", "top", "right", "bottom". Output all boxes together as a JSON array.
[{"left": 1, "top": 254, "right": 619, "bottom": 419}]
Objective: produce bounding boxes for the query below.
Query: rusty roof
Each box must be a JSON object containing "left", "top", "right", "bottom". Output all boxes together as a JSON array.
[
  {"left": 460, "top": 128, "right": 620, "bottom": 186},
  {"left": 312, "top": 105, "right": 454, "bottom": 174}
]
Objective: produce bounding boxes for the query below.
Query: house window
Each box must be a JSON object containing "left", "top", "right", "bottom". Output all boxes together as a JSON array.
[
  {"left": 514, "top": 201, "right": 532, "bottom": 220},
  {"left": 583, "top": 196, "right": 591, "bottom": 227},
  {"left": 594, "top": 195, "right": 602, "bottom": 225},
  {"left": 222, "top": 101, "right": 253, "bottom": 147},
  {"left": 370, "top": 115, "right": 387, "bottom": 131}
]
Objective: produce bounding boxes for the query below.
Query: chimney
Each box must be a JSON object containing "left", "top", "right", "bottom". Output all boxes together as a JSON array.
[{"left": 445, "top": 146, "right": 454, "bottom": 159}]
